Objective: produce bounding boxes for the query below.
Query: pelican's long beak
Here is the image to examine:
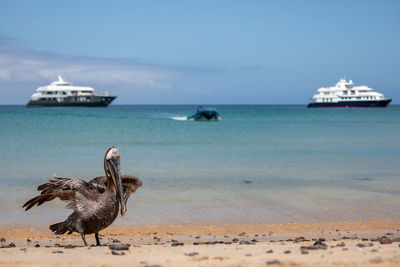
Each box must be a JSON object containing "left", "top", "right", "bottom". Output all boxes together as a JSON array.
[{"left": 106, "top": 158, "right": 127, "bottom": 216}]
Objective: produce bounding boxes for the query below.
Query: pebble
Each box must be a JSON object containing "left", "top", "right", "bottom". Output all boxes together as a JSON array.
[
  {"left": 108, "top": 244, "right": 131, "bottom": 250},
  {"left": 284, "top": 250, "right": 291, "bottom": 254},
  {"left": 185, "top": 252, "right": 199, "bottom": 257},
  {"left": 171, "top": 242, "right": 184, "bottom": 246},
  {"left": 362, "top": 238, "right": 369, "bottom": 241},
  {"left": 294, "top": 237, "right": 306, "bottom": 243},
  {"left": 111, "top": 250, "right": 125, "bottom": 255},
  {"left": 53, "top": 250, "right": 64, "bottom": 254},
  {"left": 34, "top": 244, "right": 40, "bottom": 248},
  {"left": 0, "top": 237, "right": 6, "bottom": 243},
  {"left": 245, "top": 253, "right": 252, "bottom": 256},
  {"left": 193, "top": 242, "right": 203, "bottom": 245},
  {"left": 266, "top": 249, "right": 273, "bottom": 253},
  {"left": 20, "top": 248, "right": 27, "bottom": 251},
  {"left": 26, "top": 239, "right": 32, "bottom": 243},
  {"left": 232, "top": 238, "right": 239, "bottom": 242},
  {"left": 251, "top": 239, "right": 258, "bottom": 242},
  {"left": 171, "top": 239, "right": 178, "bottom": 242},
  {"left": 266, "top": 260, "right": 281, "bottom": 265},
  {"left": 112, "top": 239, "right": 121, "bottom": 243},
  {"left": 64, "top": 245, "right": 76, "bottom": 249},
  {"left": 392, "top": 237, "right": 400, "bottom": 242},
  {"left": 224, "top": 241, "right": 232, "bottom": 245},
  {"left": 379, "top": 238, "right": 392, "bottom": 244},
  {"left": 301, "top": 249, "right": 309, "bottom": 254}
]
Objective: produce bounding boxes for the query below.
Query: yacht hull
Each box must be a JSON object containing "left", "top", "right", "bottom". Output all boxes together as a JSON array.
[
  {"left": 27, "top": 96, "right": 116, "bottom": 108},
  {"left": 307, "top": 99, "right": 392, "bottom": 108}
]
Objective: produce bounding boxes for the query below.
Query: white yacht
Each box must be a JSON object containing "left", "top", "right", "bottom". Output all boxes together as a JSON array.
[
  {"left": 27, "top": 76, "right": 116, "bottom": 107},
  {"left": 307, "top": 78, "right": 391, "bottom": 108}
]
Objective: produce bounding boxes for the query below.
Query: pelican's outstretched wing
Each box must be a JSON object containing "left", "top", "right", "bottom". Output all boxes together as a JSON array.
[
  {"left": 22, "top": 176, "right": 100, "bottom": 211},
  {"left": 90, "top": 175, "right": 142, "bottom": 204}
]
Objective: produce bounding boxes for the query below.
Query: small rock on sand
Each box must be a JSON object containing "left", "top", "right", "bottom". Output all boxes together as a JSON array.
[
  {"left": 111, "top": 250, "right": 125, "bottom": 255},
  {"left": 266, "top": 260, "right": 281, "bottom": 265},
  {"left": 171, "top": 242, "right": 184, "bottom": 246},
  {"left": 53, "top": 250, "right": 63, "bottom": 254},
  {"left": 380, "top": 238, "right": 392, "bottom": 244},
  {"left": 0, "top": 237, "right": 6, "bottom": 242},
  {"left": 185, "top": 252, "right": 199, "bottom": 257},
  {"left": 266, "top": 249, "right": 273, "bottom": 253},
  {"left": 109, "top": 244, "right": 131, "bottom": 250}
]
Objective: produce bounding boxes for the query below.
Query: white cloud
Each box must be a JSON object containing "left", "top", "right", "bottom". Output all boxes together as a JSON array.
[{"left": 0, "top": 44, "right": 177, "bottom": 90}]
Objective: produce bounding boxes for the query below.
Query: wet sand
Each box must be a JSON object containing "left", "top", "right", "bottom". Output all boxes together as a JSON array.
[{"left": 1, "top": 220, "right": 400, "bottom": 266}]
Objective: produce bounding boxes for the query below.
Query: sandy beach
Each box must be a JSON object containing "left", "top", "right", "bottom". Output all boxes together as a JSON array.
[{"left": 1, "top": 220, "right": 399, "bottom": 266}]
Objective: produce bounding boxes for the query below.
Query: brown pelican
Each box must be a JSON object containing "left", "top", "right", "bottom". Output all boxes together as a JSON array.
[{"left": 22, "top": 146, "right": 142, "bottom": 246}]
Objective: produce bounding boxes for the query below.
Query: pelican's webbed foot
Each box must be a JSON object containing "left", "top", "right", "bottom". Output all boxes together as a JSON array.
[{"left": 95, "top": 232, "right": 101, "bottom": 246}]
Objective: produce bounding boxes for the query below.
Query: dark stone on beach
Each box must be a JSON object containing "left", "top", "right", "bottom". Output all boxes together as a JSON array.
[
  {"left": 319, "top": 237, "right": 326, "bottom": 242},
  {"left": 171, "top": 239, "right": 178, "bottom": 242},
  {"left": 251, "top": 239, "right": 258, "bottom": 242},
  {"left": 371, "top": 249, "right": 378, "bottom": 252},
  {"left": 112, "top": 239, "right": 121, "bottom": 243},
  {"left": 193, "top": 242, "right": 203, "bottom": 245},
  {"left": 284, "top": 250, "right": 291, "bottom": 254},
  {"left": 342, "top": 248, "right": 348, "bottom": 251},
  {"left": 301, "top": 249, "right": 309, "bottom": 254},
  {"left": 224, "top": 235, "right": 229, "bottom": 238},
  {"left": 245, "top": 253, "right": 252, "bottom": 256},
  {"left": 153, "top": 237, "right": 161, "bottom": 242},
  {"left": 45, "top": 245, "right": 51, "bottom": 248},
  {"left": 111, "top": 250, "right": 125, "bottom": 255},
  {"left": 0, "top": 238, "right": 6, "bottom": 242},
  {"left": 380, "top": 238, "right": 392, "bottom": 244},
  {"left": 300, "top": 240, "right": 327, "bottom": 251},
  {"left": 34, "top": 244, "right": 40, "bottom": 248},
  {"left": 266, "top": 260, "right": 281, "bottom": 265},
  {"left": 286, "top": 239, "right": 293, "bottom": 242},
  {"left": 243, "top": 180, "right": 253, "bottom": 184},
  {"left": 232, "top": 238, "right": 239, "bottom": 242},
  {"left": 26, "top": 239, "right": 32, "bottom": 243},
  {"left": 371, "top": 238, "right": 380, "bottom": 242},
  {"left": 171, "top": 242, "right": 184, "bottom": 246},
  {"left": 54, "top": 243, "right": 62, "bottom": 247},
  {"left": 53, "top": 250, "right": 63, "bottom": 254},
  {"left": 239, "top": 232, "right": 246, "bottom": 236},
  {"left": 266, "top": 249, "right": 273, "bottom": 253},
  {"left": 392, "top": 237, "right": 400, "bottom": 242},
  {"left": 357, "top": 243, "right": 367, "bottom": 248},
  {"left": 342, "top": 236, "right": 356, "bottom": 240},
  {"left": 64, "top": 245, "right": 76, "bottom": 249},
  {"left": 362, "top": 238, "right": 369, "bottom": 241},
  {"left": 386, "top": 233, "right": 393, "bottom": 236},
  {"left": 195, "top": 236, "right": 200, "bottom": 239},
  {"left": 224, "top": 241, "right": 232, "bottom": 245},
  {"left": 109, "top": 244, "right": 130, "bottom": 250},
  {"left": 20, "top": 248, "right": 27, "bottom": 251},
  {"left": 185, "top": 252, "right": 199, "bottom": 257},
  {"left": 294, "top": 237, "right": 306, "bottom": 243}
]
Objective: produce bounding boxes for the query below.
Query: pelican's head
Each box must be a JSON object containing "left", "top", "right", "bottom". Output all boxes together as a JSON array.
[{"left": 104, "top": 146, "right": 127, "bottom": 216}]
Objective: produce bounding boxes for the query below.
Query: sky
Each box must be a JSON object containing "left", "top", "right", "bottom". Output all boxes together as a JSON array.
[{"left": 0, "top": 0, "right": 399, "bottom": 104}]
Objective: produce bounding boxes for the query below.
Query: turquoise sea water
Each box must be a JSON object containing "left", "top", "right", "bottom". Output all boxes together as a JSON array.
[{"left": 0, "top": 105, "right": 399, "bottom": 227}]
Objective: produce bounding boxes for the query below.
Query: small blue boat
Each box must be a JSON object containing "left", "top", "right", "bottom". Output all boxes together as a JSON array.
[{"left": 187, "top": 108, "right": 219, "bottom": 121}]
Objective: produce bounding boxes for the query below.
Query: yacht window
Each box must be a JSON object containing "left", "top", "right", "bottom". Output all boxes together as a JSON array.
[
  {"left": 62, "top": 91, "right": 66, "bottom": 95},
  {"left": 351, "top": 91, "right": 355, "bottom": 94}
]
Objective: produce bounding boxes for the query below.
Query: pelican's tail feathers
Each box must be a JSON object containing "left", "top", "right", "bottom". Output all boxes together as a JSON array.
[{"left": 49, "top": 221, "right": 69, "bottom": 235}]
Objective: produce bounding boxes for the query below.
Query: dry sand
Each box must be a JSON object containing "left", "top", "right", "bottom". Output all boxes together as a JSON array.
[{"left": 1, "top": 220, "right": 400, "bottom": 266}]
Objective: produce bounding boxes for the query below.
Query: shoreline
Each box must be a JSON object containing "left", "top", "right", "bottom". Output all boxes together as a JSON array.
[{"left": 1, "top": 219, "right": 400, "bottom": 240}]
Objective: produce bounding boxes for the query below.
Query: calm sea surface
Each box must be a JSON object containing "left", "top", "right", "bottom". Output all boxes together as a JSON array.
[{"left": 0, "top": 105, "right": 399, "bottom": 227}]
